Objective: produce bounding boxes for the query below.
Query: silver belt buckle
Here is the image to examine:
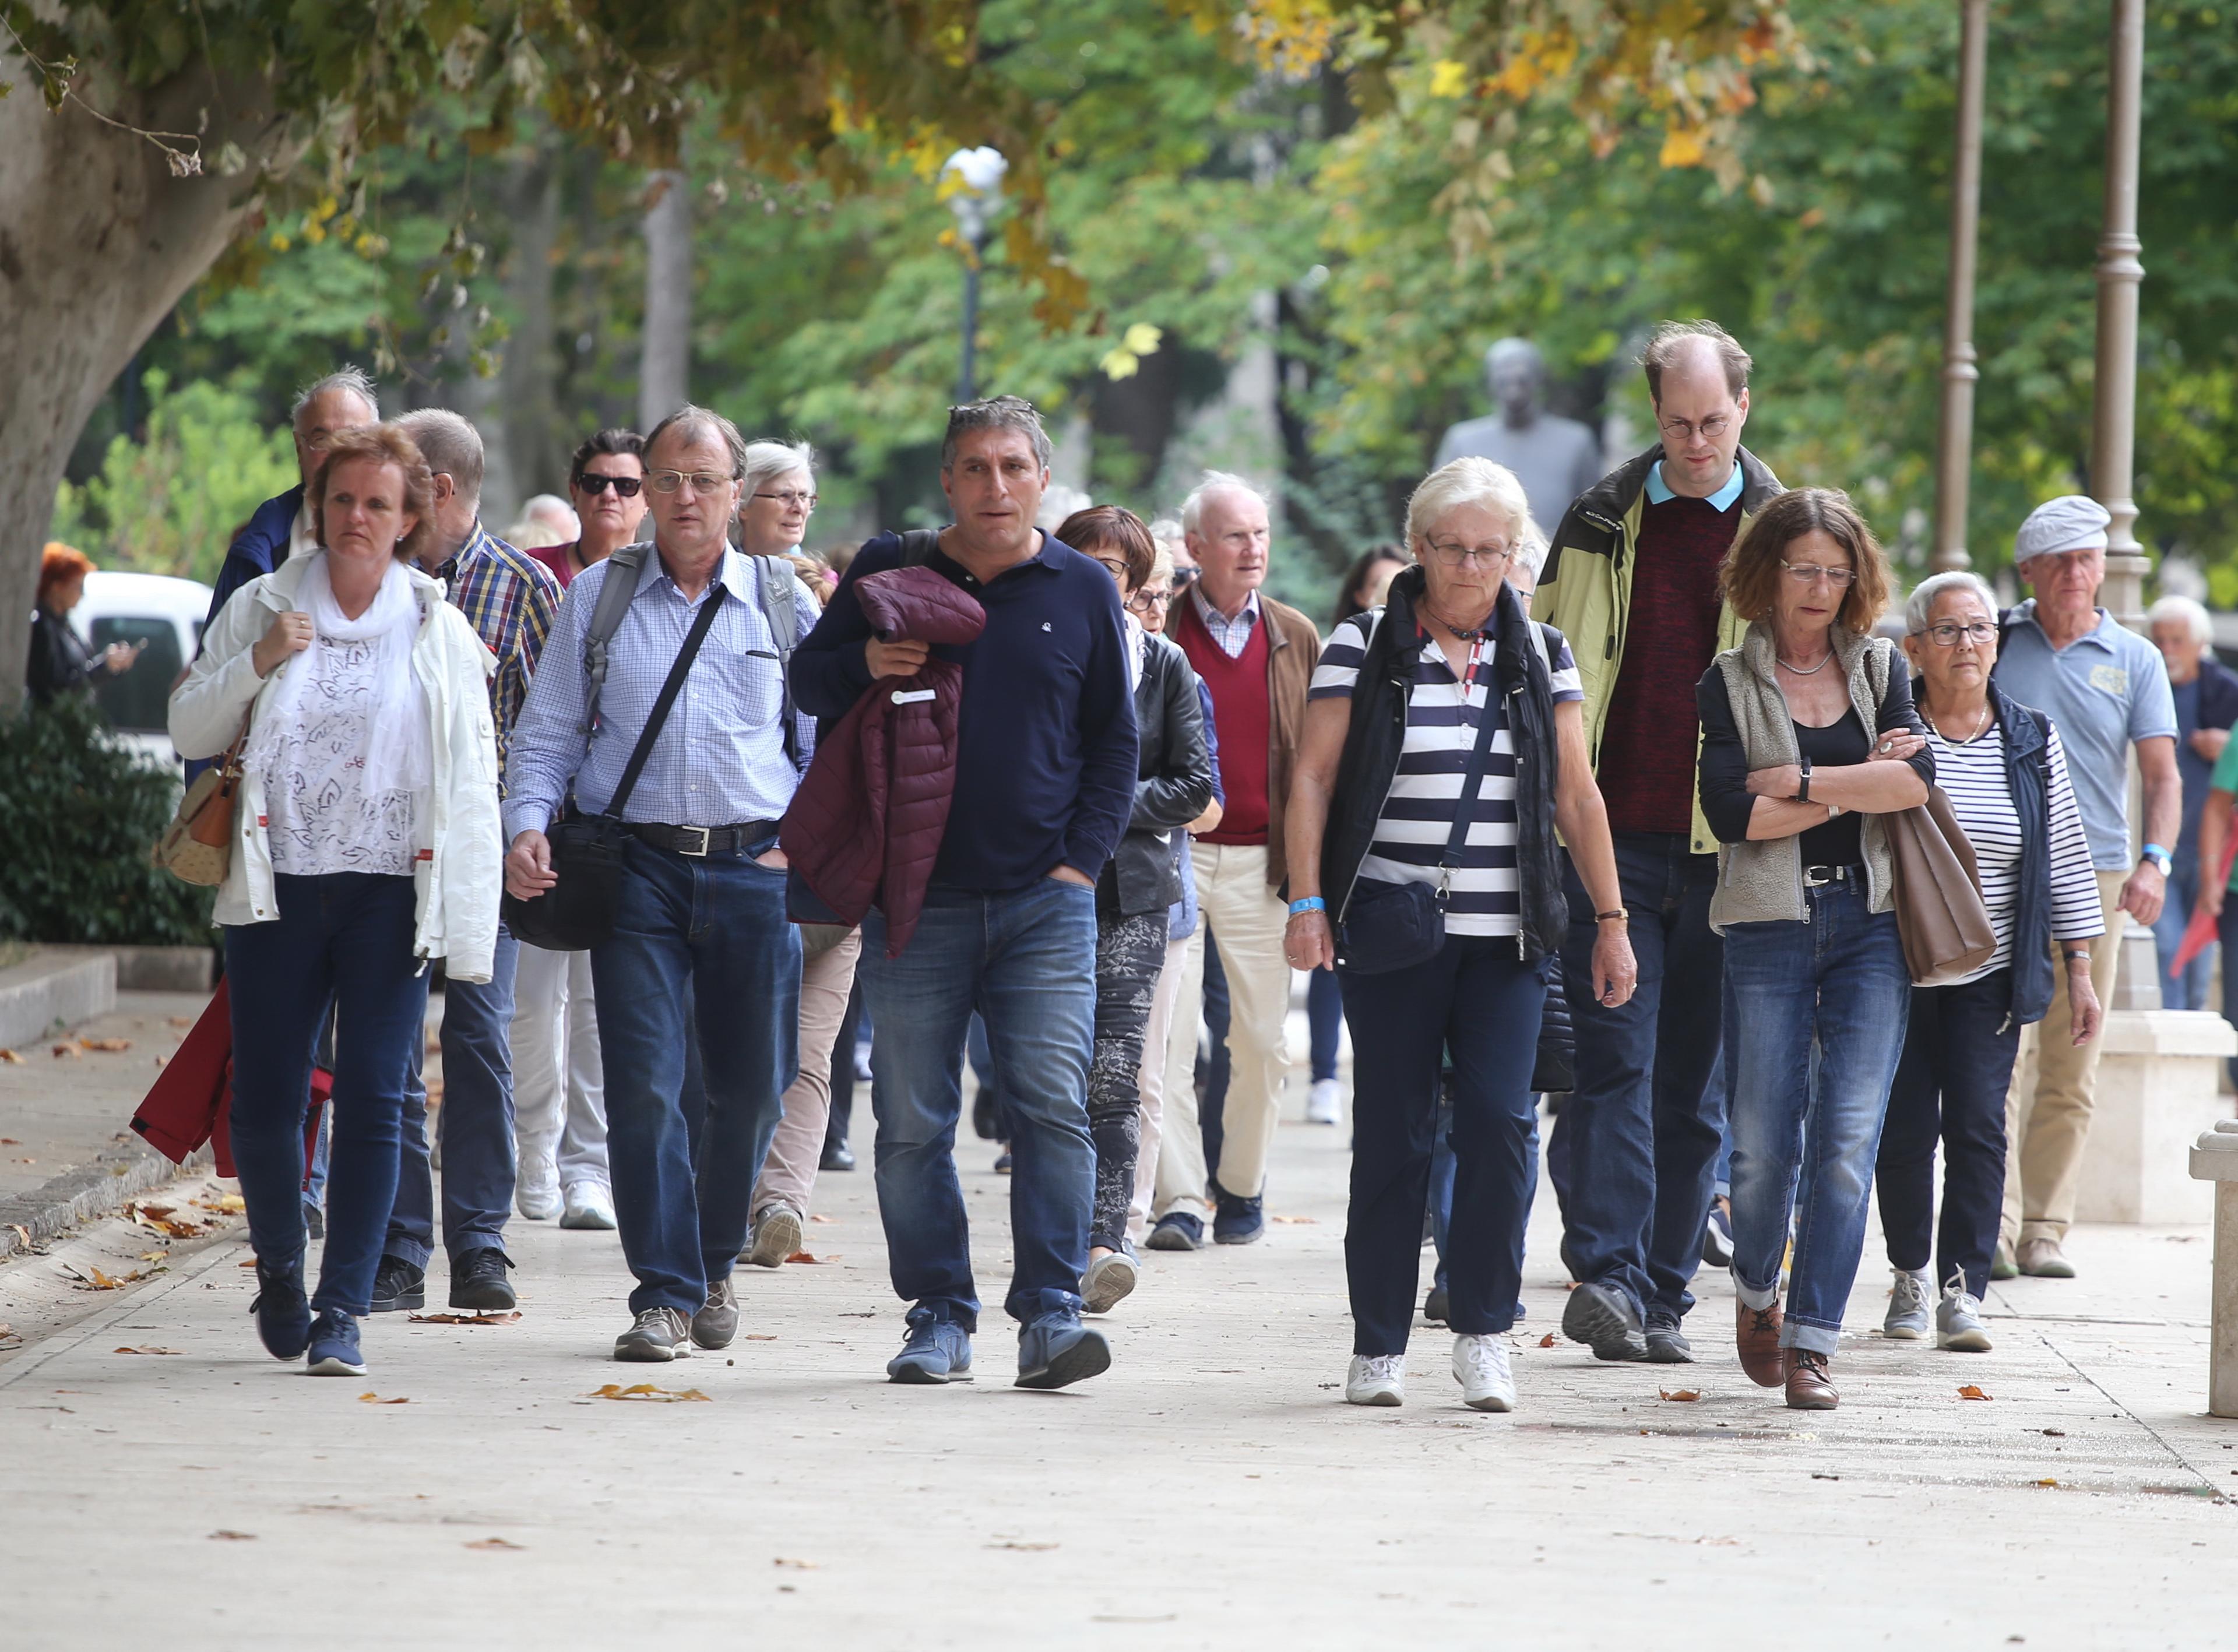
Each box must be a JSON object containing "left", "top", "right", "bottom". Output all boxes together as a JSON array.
[
  {"left": 1803, "top": 864, "right": 1836, "bottom": 889},
  {"left": 678, "top": 825, "right": 712, "bottom": 857}
]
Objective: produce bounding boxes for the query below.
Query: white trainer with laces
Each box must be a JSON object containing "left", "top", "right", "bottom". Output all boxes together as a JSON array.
[
  {"left": 1346, "top": 1354, "right": 1405, "bottom": 1407},
  {"left": 1305, "top": 1078, "right": 1343, "bottom": 1125},
  {"left": 1882, "top": 1267, "right": 1932, "bottom": 1339},
  {"left": 1936, "top": 1281, "right": 1994, "bottom": 1352},
  {"left": 1451, "top": 1334, "right": 1515, "bottom": 1411}
]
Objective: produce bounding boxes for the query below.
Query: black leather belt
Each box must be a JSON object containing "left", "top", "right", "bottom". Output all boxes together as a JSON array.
[
  {"left": 1801, "top": 864, "right": 1861, "bottom": 888},
  {"left": 629, "top": 821, "right": 780, "bottom": 857}
]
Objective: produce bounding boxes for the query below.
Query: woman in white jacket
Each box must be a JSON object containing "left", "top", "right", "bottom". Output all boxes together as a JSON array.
[{"left": 171, "top": 424, "right": 502, "bottom": 1379}]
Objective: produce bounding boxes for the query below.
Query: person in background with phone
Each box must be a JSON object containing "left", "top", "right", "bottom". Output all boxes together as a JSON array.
[{"left": 27, "top": 542, "right": 141, "bottom": 706}]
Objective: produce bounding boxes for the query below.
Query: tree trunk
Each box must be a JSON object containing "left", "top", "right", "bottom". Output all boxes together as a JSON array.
[
  {"left": 638, "top": 168, "right": 692, "bottom": 429},
  {"left": 0, "top": 72, "right": 290, "bottom": 711},
  {"left": 497, "top": 138, "right": 564, "bottom": 511}
]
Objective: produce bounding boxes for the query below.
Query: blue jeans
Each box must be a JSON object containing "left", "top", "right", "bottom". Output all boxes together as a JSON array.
[
  {"left": 1340, "top": 936, "right": 1544, "bottom": 1355},
  {"left": 1557, "top": 833, "right": 1726, "bottom": 1321},
  {"left": 859, "top": 878, "right": 1097, "bottom": 1329},
  {"left": 224, "top": 874, "right": 429, "bottom": 1315},
  {"left": 590, "top": 836, "right": 800, "bottom": 1318},
  {"left": 385, "top": 927, "right": 520, "bottom": 1269},
  {"left": 1198, "top": 931, "right": 1231, "bottom": 1168},
  {"left": 2153, "top": 855, "right": 2211, "bottom": 1011},
  {"left": 1724, "top": 879, "right": 1911, "bottom": 1356}
]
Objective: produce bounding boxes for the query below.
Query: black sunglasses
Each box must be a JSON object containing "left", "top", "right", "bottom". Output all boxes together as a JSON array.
[{"left": 575, "top": 472, "right": 643, "bottom": 498}]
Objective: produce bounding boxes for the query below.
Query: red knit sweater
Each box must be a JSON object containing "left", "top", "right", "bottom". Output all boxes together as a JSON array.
[{"left": 1177, "top": 615, "right": 1272, "bottom": 844}]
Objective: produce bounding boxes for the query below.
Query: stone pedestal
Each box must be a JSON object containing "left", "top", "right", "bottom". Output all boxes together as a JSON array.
[
  {"left": 2072, "top": 1009, "right": 2237, "bottom": 1225},
  {"left": 2187, "top": 1121, "right": 2238, "bottom": 1419}
]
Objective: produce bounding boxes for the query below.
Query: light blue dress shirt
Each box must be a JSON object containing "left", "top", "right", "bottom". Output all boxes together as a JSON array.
[{"left": 1643, "top": 459, "right": 1745, "bottom": 510}]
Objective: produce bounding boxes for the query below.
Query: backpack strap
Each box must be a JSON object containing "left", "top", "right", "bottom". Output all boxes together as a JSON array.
[
  {"left": 582, "top": 541, "right": 651, "bottom": 733},
  {"left": 755, "top": 552, "right": 803, "bottom": 760}
]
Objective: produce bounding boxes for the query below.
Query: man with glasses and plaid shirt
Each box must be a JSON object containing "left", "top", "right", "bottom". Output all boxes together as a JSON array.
[{"left": 365, "top": 409, "right": 562, "bottom": 1320}]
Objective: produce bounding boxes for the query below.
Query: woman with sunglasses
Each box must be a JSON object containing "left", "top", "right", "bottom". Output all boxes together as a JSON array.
[{"left": 532, "top": 429, "right": 649, "bottom": 591}]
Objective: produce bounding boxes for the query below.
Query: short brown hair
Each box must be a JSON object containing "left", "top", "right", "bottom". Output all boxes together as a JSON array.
[
  {"left": 1058, "top": 505, "right": 1156, "bottom": 593},
  {"left": 1642, "top": 319, "right": 1752, "bottom": 403},
  {"left": 309, "top": 424, "right": 438, "bottom": 563},
  {"left": 1718, "top": 487, "right": 1891, "bottom": 635},
  {"left": 38, "top": 543, "right": 93, "bottom": 604}
]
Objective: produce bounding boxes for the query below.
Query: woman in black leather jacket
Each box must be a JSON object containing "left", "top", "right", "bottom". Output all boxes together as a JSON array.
[{"left": 1058, "top": 506, "right": 1216, "bottom": 1315}]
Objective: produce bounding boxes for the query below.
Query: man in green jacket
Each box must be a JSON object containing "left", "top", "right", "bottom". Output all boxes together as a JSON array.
[{"left": 1535, "top": 320, "right": 1783, "bottom": 1364}]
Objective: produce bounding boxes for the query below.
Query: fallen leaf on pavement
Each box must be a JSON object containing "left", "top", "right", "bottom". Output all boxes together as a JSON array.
[
  {"left": 357, "top": 1393, "right": 409, "bottom": 1404},
  {"left": 590, "top": 1383, "right": 710, "bottom": 1402},
  {"left": 209, "top": 1530, "right": 257, "bottom": 1541},
  {"left": 786, "top": 1251, "right": 842, "bottom": 1264},
  {"left": 50, "top": 1044, "right": 78, "bottom": 1059},
  {"left": 1269, "top": 1215, "right": 1317, "bottom": 1224},
  {"left": 1958, "top": 1385, "right": 1993, "bottom": 1401},
  {"left": 0, "top": 1049, "right": 22, "bottom": 1063},
  {"left": 465, "top": 1537, "right": 524, "bottom": 1551},
  {"left": 0, "top": 1323, "right": 14, "bottom": 1341},
  {"left": 1537, "top": 1333, "right": 1556, "bottom": 1348},
  {"left": 408, "top": 1312, "right": 522, "bottom": 1326},
  {"left": 128, "top": 1203, "right": 209, "bottom": 1239},
  {"left": 987, "top": 1541, "right": 1060, "bottom": 1551},
  {"left": 195, "top": 1194, "right": 248, "bottom": 1214},
  {"left": 12, "top": 1224, "right": 36, "bottom": 1248},
  {"left": 167, "top": 1016, "right": 195, "bottom": 1027},
  {"left": 809, "top": 1214, "right": 836, "bottom": 1224},
  {"left": 2043, "top": 1427, "right": 2067, "bottom": 1437},
  {"left": 114, "top": 1345, "right": 182, "bottom": 1355},
  {"left": 1658, "top": 1389, "right": 1702, "bottom": 1402},
  {"left": 2035, "top": 1477, "right": 2060, "bottom": 1487},
  {"left": 79, "top": 1037, "right": 132, "bottom": 1052},
  {"left": 238, "top": 1258, "right": 258, "bottom": 1267},
  {"left": 0, "top": 1137, "right": 15, "bottom": 1144},
  {"left": 138, "top": 1250, "right": 170, "bottom": 1262},
  {"left": 745, "top": 1333, "right": 779, "bottom": 1341},
  {"left": 67, "top": 1265, "right": 149, "bottom": 1290},
  {"left": 772, "top": 1557, "right": 819, "bottom": 1569}
]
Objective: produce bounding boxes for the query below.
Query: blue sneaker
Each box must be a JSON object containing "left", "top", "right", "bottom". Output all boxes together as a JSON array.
[
  {"left": 250, "top": 1258, "right": 312, "bottom": 1361},
  {"left": 886, "top": 1309, "right": 973, "bottom": 1385},
  {"left": 1144, "top": 1212, "right": 1202, "bottom": 1252},
  {"left": 1211, "top": 1181, "right": 1264, "bottom": 1246},
  {"left": 305, "top": 1308, "right": 367, "bottom": 1376},
  {"left": 1015, "top": 1312, "right": 1110, "bottom": 1390}
]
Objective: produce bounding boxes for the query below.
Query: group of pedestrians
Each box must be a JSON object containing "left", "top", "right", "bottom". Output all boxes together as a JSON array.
[{"left": 162, "top": 320, "right": 2185, "bottom": 1413}]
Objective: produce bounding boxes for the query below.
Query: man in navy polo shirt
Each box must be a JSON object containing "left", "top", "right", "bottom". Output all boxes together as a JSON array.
[{"left": 793, "top": 396, "right": 1136, "bottom": 1390}]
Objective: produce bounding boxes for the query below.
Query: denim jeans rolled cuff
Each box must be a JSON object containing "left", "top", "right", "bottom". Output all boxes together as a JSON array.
[
  {"left": 861, "top": 878, "right": 1098, "bottom": 1329},
  {"left": 1723, "top": 880, "right": 1909, "bottom": 1357},
  {"left": 224, "top": 873, "right": 428, "bottom": 1317}
]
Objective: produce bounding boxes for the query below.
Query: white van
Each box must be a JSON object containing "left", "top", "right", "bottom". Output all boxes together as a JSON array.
[{"left": 70, "top": 570, "right": 213, "bottom": 769}]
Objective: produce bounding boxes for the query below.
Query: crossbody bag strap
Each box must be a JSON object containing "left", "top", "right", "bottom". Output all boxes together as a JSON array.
[
  {"left": 1438, "top": 646, "right": 1505, "bottom": 879},
  {"left": 606, "top": 587, "right": 726, "bottom": 819}
]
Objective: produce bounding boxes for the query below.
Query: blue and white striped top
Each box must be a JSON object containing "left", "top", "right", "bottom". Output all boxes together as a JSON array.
[{"left": 1310, "top": 610, "right": 1583, "bottom": 936}]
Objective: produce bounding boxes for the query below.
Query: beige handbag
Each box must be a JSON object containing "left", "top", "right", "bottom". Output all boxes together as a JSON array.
[
  {"left": 1886, "top": 785, "right": 1998, "bottom": 987},
  {"left": 152, "top": 724, "right": 249, "bottom": 887}
]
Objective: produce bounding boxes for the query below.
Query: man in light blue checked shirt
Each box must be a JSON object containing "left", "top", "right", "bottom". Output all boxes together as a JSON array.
[{"left": 505, "top": 404, "right": 815, "bottom": 1364}]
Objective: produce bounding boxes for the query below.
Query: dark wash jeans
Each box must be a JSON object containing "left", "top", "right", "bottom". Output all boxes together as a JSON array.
[
  {"left": 1340, "top": 935, "right": 1546, "bottom": 1357},
  {"left": 859, "top": 878, "right": 1098, "bottom": 1330},
  {"left": 385, "top": 926, "right": 520, "bottom": 1270},
  {"left": 1725, "top": 878, "right": 1910, "bottom": 1355},
  {"left": 224, "top": 874, "right": 430, "bottom": 1316},
  {"left": 589, "top": 834, "right": 800, "bottom": 1318},
  {"left": 1557, "top": 832, "right": 1726, "bottom": 1322},
  {"left": 1875, "top": 968, "right": 2023, "bottom": 1300}
]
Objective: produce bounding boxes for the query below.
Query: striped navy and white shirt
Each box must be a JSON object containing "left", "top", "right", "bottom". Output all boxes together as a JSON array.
[
  {"left": 1311, "top": 610, "right": 1583, "bottom": 936},
  {"left": 1923, "top": 717, "right": 2103, "bottom": 981}
]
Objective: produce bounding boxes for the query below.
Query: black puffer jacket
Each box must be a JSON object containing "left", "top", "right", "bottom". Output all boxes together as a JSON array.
[{"left": 1099, "top": 631, "right": 1215, "bottom": 918}]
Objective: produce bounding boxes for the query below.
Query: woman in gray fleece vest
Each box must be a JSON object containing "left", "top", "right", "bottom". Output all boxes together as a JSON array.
[{"left": 1695, "top": 488, "right": 1933, "bottom": 1411}]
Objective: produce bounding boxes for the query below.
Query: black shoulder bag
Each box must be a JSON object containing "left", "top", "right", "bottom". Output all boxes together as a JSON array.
[
  {"left": 505, "top": 587, "right": 727, "bottom": 952},
  {"left": 1335, "top": 653, "right": 1504, "bottom": 975}
]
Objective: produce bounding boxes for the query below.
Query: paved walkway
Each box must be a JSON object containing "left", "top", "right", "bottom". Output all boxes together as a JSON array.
[{"left": 3, "top": 1104, "right": 2235, "bottom": 1649}]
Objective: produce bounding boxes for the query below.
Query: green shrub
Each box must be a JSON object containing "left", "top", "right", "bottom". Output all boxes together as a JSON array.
[{"left": 0, "top": 696, "right": 213, "bottom": 946}]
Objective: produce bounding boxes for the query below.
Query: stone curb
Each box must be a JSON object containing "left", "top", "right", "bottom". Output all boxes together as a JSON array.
[
  {"left": 0, "top": 1137, "right": 208, "bottom": 1256},
  {"left": 0, "top": 949, "right": 117, "bottom": 1051}
]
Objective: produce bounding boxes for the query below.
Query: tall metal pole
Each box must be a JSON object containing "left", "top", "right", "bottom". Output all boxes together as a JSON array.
[
  {"left": 958, "top": 244, "right": 981, "bottom": 406},
  {"left": 2092, "top": 0, "right": 2149, "bottom": 626},
  {"left": 1931, "top": 0, "right": 1991, "bottom": 573}
]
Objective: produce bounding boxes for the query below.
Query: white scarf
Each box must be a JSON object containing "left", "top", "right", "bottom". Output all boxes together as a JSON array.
[{"left": 244, "top": 552, "right": 431, "bottom": 804}]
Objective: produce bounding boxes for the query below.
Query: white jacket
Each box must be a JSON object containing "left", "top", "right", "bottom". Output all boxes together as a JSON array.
[{"left": 169, "top": 556, "right": 505, "bottom": 982}]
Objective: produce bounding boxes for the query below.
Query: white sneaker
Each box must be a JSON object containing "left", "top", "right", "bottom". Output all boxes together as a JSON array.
[
  {"left": 559, "top": 1184, "right": 617, "bottom": 1231},
  {"left": 1936, "top": 1281, "right": 1994, "bottom": 1352},
  {"left": 746, "top": 1203, "right": 803, "bottom": 1269},
  {"left": 1882, "top": 1267, "right": 1932, "bottom": 1339},
  {"left": 516, "top": 1156, "right": 561, "bottom": 1221},
  {"left": 1345, "top": 1354, "right": 1405, "bottom": 1407},
  {"left": 1305, "top": 1077, "right": 1343, "bottom": 1125},
  {"left": 1451, "top": 1334, "right": 1515, "bottom": 1412}
]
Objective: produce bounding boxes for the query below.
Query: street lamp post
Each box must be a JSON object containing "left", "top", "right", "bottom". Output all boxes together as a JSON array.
[
  {"left": 1931, "top": 0, "right": 1991, "bottom": 573},
  {"left": 2091, "top": 0, "right": 2150, "bottom": 627},
  {"left": 941, "top": 147, "right": 1007, "bottom": 406}
]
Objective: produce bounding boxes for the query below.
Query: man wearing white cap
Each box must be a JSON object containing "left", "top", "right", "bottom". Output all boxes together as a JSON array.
[{"left": 1990, "top": 494, "right": 2179, "bottom": 1280}]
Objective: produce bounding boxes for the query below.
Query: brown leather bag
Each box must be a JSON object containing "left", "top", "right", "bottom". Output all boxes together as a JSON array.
[
  {"left": 1886, "top": 785, "right": 1998, "bottom": 987},
  {"left": 153, "top": 725, "right": 249, "bottom": 887}
]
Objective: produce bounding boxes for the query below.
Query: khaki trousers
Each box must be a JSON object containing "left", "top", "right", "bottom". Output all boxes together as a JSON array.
[
  {"left": 1128, "top": 932, "right": 1192, "bottom": 1242},
  {"left": 1152, "top": 843, "right": 1293, "bottom": 1216},
  {"left": 751, "top": 928, "right": 863, "bottom": 1220},
  {"left": 2001, "top": 869, "right": 2127, "bottom": 1248}
]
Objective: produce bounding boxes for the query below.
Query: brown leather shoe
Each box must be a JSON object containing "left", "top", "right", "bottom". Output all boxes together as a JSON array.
[
  {"left": 1785, "top": 1348, "right": 1838, "bottom": 1410},
  {"left": 1736, "top": 1297, "right": 1786, "bottom": 1387},
  {"left": 2017, "top": 1237, "right": 2076, "bottom": 1278}
]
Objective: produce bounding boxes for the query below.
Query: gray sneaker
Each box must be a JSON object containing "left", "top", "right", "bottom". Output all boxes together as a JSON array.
[
  {"left": 1935, "top": 1282, "right": 1993, "bottom": 1352},
  {"left": 745, "top": 1203, "right": 803, "bottom": 1270},
  {"left": 1882, "top": 1267, "right": 1933, "bottom": 1340},
  {"left": 614, "top": 1306, "right": 693, "bottom": 1362},
  {"left": 691, "top": 1277, "right": 740, "bottom": 1350}
]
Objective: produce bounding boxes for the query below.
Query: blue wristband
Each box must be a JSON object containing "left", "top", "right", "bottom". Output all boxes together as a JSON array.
[{"left": 1288, "top": 896, "right": 1326, "bottom": 916}]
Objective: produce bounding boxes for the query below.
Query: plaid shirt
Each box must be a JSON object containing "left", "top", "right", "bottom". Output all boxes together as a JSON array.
[
  {"left": 439, "top": 521, "right": 561, "bottom": 788},
  {"left": 1191, "top": 584, "right": 1262, "bottom": 658}
]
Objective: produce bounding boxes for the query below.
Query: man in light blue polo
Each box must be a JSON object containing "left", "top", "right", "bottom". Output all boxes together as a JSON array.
[{"left": 1991, "top": 495, "right": 2179, "bottom": 1281}]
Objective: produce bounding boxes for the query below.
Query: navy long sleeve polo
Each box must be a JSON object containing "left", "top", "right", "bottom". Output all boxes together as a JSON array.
[{"left": 792, "top": 529, "right": 1138, "bottom": 892}]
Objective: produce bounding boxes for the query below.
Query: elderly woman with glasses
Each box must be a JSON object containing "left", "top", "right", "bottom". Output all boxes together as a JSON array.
[
  {"left": 737, "top": 439, "right": 818, "bottom": 558},
  {"left": 1697, "top": 487, "right": 1933, "bottom": 1411},
  {"left": 1872, "top": 571, "right": 2102, "bottom": 1354},
  {"left": 1286, "top": 457, "right": 1635, "bottom": 1413}
]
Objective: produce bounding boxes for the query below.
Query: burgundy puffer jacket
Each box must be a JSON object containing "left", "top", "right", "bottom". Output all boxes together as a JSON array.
[{"left": 780, "top": 566, "right": 987, "bottom": 955}]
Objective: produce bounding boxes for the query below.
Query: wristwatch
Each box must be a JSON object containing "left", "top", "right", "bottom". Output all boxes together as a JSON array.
[{"left": 2140, "top": 843, "right": 2173, "bottom": 878}]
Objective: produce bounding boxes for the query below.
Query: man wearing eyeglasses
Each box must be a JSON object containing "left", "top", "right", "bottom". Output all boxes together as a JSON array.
[{"left": 1535, "top": 319, "right": 1784, "bottom": 1365}]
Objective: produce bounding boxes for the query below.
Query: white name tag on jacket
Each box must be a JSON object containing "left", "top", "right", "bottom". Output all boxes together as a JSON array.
[{"left": 891, "top": 688, "right": 936, "bottom": 705}]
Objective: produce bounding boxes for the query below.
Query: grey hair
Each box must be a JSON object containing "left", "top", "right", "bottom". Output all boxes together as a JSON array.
[
  {"left": 1514, "top": 520, "right": 1551, "bottom": 582},
  {"left": 1903, "top": 569, "right": 2000, "bottom": 635},
  {"left": 395, "top": 408, "right": 485, "bottom": 507},
  {"left": 1641, "top": 319, "right": 1752, "bottom": 402},
  {"left": 1148, "top": 543, "right": 1176, "bottom": 587},
  {"left": 1148, "top": 516, "right": 1185, "bottom": 552},
  {"left": 645, "top": 404, "right": 749, "bottom": 478},
  {"left": 2148, "top": 594, "right": 2214, "bottom": 646},
  {"left": 741, "top": 439, "right": 816, "bottom": 501},
  {"left": 1404, "top": 456, "right": 1536, "bottom": 550},
  {"left": 941, "top": 395, "right": 1052, "bottom": 471},
  {"left": 1180, "top": 471, "right": 1266, "bottom": 537},
  {"left": 290, "top": 365, "right": 380, "bottom": 429}
]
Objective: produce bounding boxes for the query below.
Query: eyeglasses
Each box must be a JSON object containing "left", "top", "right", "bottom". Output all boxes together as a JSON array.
[
  {"left": 754, "top": 489, "right": 818, "bottom": 510},
  {"left": 1918, "top": 621, "right": 1997, "bottom": 647},
  {"left": 575, "top": 472, "right": 643, "bottom": 498},
  {"left": 1424, "top": 538, "right": 1514, "bottom": 569},
  {"left": 1127, "top": 589, "right": 1176, "bottom": 614},
  {"left": 645, "top": 470, "right": 735, "bottom": 496},
  {"left": 1779, "top": 561, "right": 1856, "bottom": 588},
  {"left": 1658, "top": 413, "right": 1733, "bottom": 443}
]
